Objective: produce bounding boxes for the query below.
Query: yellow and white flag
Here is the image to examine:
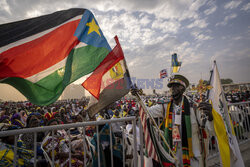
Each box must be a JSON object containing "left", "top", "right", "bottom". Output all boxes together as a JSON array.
[{"left": 208, "top": 61, "right": 244, "bottom": 167}]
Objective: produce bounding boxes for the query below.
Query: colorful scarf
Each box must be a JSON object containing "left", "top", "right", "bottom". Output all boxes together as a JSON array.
[
  {"left": 42, "top": 131, "right": 84, "bottom": 167},
  {"left": 163, "top": 96, "right": 193, "bottom": 167},
  {"left": 10, "top": 113, "right": 24, "bottom": 128},
  {"left": 0, "top": 142, "right": 34, "bottom": 167}
]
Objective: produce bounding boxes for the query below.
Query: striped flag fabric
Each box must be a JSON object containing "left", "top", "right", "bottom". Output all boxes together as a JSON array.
[
  {"left": 160, "top": 69, "right": 168, "bottom": 79},
  {"left": 139, "top": 105, "right": 158, "bottom": 162},
  {"left": 0, "top": 8, "right": 111, "bottom": 105},
  {"left": 171, "top": 53, "right": 182, "bottom": 73},
  {"left": 208, "top": 61, "right": 244, "bottom": 167},
  {"left": 82, "top": 36, "right": 131, "bottom": 117}
]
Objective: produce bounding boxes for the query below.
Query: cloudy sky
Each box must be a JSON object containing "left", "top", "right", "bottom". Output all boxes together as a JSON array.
[{"left": 0, "top": 0, "right": 250, "bottom": 97}]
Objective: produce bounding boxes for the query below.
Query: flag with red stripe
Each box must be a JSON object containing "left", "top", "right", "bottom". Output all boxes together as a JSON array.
[
  {"left": 160, "top": 69, "right": 168, "bottom": 79},
  {"left": 0, "top": 8, "right": 111, "bottom": 105},
  {"left": 139, "top": 105, "right": 159, "bottom": 162},
  {"left": 82, "top": 36, "right": 131, "bottom": 117}
]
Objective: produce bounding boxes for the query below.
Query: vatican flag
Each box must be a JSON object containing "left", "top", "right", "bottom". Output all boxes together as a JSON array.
[{"left": 208, "top": 61, "right": 244, "bottom": 167}]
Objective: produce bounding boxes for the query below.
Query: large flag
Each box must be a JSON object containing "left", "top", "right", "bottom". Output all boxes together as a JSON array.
[
  {"left": 160, "top": 69, "right": 168, "bottom": 79},
  {"left": 171, "top": 53, "right": 182, "bottom": 73},
  {"left": 0, "top": 8, "right": 111, "bottom": 105},
  {"left": 208, "top": 61, "right": 244, "bottom": 167},
  {"left": 82, "top": 36, "right": 131, "bottom": 117}
]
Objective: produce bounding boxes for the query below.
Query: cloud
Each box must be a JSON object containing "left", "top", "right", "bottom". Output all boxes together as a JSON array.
[
  {"left": 191, "top": 30, "right": 213, "bottom": 41},
  {"left": 139, "top": 14, "right": 151, "bottom": 26},
  {"left": 0, "top": 0, "right": 210, "bottom": 25},
  {"left": 215, "top": 13, "right": 237, "bottom": 26},
  {"left": 224, "top": 0, "right": 242, "bottom": 10},
  {"left": 204, "top": 5, "right": 217, "bottom": 15},
  {"left": 211, "top": 48, "right": 231, "bottom": 63},
  {"left": 187, "top": 18, "right": 208, "bottom": 29},
  {"left": 152, "top": 18, "right": 181, "bottom": 34},
  {"left": 25, "top": 9, "right": 43, "bottom": 18},
  {"left": 224, "top": 13, "right": 237, "bottom": 21},
  {"left": 241, "top": 2, "right": 250, "bottom": 11},
  {"left": 93, "top": 0, "right": 209, "bottom": 21},
  {"left": 0, "top": 0, "right": 11, "bottom": 14},
  {"left": 204, "top": 1, "right": 217, "bottom": 15},
  {"left": 152, "top": 0, "right": 208, "bottom": 21},
  {"left": 233, "top": 36, "right": 242, "bottom": 40},
  {"left": 0, "top": 0, "right": 12, "bottom": 23}
]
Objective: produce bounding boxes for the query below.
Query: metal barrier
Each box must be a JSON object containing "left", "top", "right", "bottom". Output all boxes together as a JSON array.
[
  {"left": 208, "top": 101, "right": 250, "bottom": 161},
  {"left": 228, "top": 101, "right": 250, "bottom": 143},
  {"left": 0, "top": 116, "right": 142, "bottom": 167}
]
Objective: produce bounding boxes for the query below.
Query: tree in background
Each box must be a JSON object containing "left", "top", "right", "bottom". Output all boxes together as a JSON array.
[
  {"left": 203, "top": 78, "right": 233, "bottom": 85},
  {"left": 221, "top": 78, "right": 233, "bottom": 84}
]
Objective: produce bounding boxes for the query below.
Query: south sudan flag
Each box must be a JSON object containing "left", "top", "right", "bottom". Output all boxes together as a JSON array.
[{"left": 0, "top": 8, "right": 111, "bottom": 105}]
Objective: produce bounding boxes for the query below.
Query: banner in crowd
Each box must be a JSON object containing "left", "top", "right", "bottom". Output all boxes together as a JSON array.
[
  {"left": 0, "top": 8, "right": 111, "bottom": 105},
  {"left": 171, "top": 53, "right": 182, "bottom": 73},
  {"left": 82, "top": 36, "right": 131, "bottom": 117},
  {"left": 208, "top": 61, "right": 244, "bottom": 167}
]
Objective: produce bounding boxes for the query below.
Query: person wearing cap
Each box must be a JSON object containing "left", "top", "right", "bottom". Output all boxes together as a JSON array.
[{"left": 131, "top": 74, "right": 213, "bottom": 167}]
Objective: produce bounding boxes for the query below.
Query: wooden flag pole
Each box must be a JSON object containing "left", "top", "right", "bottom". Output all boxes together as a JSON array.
[{"left": 134, "top": 92, "right": 177, "bottom": 162}]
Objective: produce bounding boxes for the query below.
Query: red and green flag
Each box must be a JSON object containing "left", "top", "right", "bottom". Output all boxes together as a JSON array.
[
  {"left": 82, "top": 36, "right": 131, "bottom": 117},
  {"left": 0, "top": 8, "right": 111, "bottom": 105}
]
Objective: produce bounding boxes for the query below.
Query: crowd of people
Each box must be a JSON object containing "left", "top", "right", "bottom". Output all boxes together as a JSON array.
[
  {"left": 0, "top": 87, "right": 249, "bottom": 166},
  {"left": 225, "top": 90, "right": 250, "bottom": 103},
  {"left": 0, "top": 97, "right": 152, "bottom": 167}
]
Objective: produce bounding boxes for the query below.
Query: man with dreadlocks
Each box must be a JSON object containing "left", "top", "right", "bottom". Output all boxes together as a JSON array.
[{"left": 132, "top": 74, "right": 214, "bottom": 167}]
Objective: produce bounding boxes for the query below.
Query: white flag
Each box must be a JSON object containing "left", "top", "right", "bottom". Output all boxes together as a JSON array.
[{"left": 208, "top": 61, "right": 244, "bottom": 167}]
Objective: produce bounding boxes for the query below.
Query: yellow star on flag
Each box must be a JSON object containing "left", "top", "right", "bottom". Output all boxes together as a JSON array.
[{"left": 86, "top": 18, "right": 101, "bottom": 36}]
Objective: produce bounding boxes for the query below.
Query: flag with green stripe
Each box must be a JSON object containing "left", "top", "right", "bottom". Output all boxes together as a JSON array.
[{"left": 0, "top": 8, "right": 111, "bottom": 105}]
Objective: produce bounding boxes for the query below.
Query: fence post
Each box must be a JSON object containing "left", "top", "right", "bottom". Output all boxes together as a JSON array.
[
  {"left": 13, "top": 135, "right": 17, "bottom": 167},
  {"left": 139, "top": 118, "right": 144, "bottom": 167},
  {"left": 133, "top": 118, "right": 137, "bottom": 167},
  {"left": 34, "top": 132, "right": 37, "bottom": 167},
  {"left": 97, "top": 126, "right": 101, "bottom": 167},
  {"left": 109, "top": 123, "right": 114, "bottom": 167}
]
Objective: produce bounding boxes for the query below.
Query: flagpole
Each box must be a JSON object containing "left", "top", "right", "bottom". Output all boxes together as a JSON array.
[
  {"left": 170, "top": 53, "right": 173, "bottom": 75},
  {"left": 134, "top": 92, "right": 177, "bottom": 162},
  {"left": 114, "top": 35, "right": 177, "bottom": 162}
]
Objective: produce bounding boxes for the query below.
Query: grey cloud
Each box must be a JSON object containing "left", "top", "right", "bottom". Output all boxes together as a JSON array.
[
  {"left": 204, "top": 1, "right": 217, "bottom": 15},
  {"left": 215, "top": 13, "right": 237, "bottom": 26},
  {"left": 241, "top": 3, "right": 250, "bottom": 11},
  {"left": 224, "top": 0, "right": 242, "bottom": 10}
]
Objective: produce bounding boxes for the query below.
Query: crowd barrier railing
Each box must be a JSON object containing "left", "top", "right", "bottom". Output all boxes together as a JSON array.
[
  {"left": 228, "top": 101, "right": 250, "bottom": 144},
  {"left": 0, "top": 116, "right": 142, "bottom": 167},
  {"left": 208, "top": 101, "right": 250, "bottom": 162}
]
